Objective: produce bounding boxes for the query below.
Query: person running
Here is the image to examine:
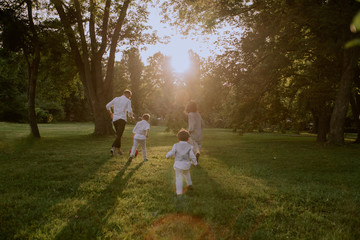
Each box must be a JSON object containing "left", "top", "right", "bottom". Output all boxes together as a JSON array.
[
  {"left": 128, "top": 113, "right": 151, "bottom": 162},
  {"left": 185, "top": 101, "right": 204, "bottom": 162},
  {"left": 166, "top": 129, "right": 198, "bottom": 196},
  {"left": 106, "top": 89, "right": 134, "bottom": 156}
]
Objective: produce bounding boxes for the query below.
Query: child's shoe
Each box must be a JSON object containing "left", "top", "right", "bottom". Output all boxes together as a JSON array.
[
  {"left": 143, "top": 159, "right": 148, "bottom": 162},
  {"left": 110, "top": 148, "right": 114, "bottom": 156},
  {"left": 128, "top": 156, "right": 133, "bottom": 162},
  {"left": 187, "top": 185, "right": 193, "bottom": 190}
]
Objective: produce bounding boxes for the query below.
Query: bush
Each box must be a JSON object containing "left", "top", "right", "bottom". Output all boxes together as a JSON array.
[
  {"left": 165, "top": 108, "right": 187, "bottom": 133},
  {"left": 0, "top": 93, "right": 27, "bottom": 122},
  {"left": 36, "top": 108, "right": 53, "bottom": 123},
  {"left": 38, "top": 101, "right": 65, "bottom": 122}
]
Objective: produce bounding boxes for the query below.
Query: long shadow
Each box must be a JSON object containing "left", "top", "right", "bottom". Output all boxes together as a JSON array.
[
  {"left": 190, "top": 165, "right": 267, "bottom": 239},
  {"left": 150, "top": 163, "right": 266, "bottom": 239},
  {"left": 55, "top": 160, "right": 144, "bottom": 239},
  {"left": 0, "top": 134, "right": 114, "bottom": 239}
]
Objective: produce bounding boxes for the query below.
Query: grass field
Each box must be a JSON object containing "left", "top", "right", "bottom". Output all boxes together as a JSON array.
[{"left": 0, "top": 122, "right": 360, "bottom": 240}]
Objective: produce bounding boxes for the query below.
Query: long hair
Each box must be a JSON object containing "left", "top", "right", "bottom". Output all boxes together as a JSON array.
[{"left": 185, "top": 101, "right": 198, "bottom": 113}]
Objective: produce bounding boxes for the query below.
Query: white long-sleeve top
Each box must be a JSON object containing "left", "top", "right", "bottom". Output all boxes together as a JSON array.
[
  {"left": 188, "top": 112, "right": 204, "bottom": 142},
  {"left": 166, "top": 141, "right": 198, "bottom": 170},
  {"left": 132, "top": 120, "right": 150, "bottom": 140},
  {"left": 106, "top": 95, "right": 133, "bottom": 122}
]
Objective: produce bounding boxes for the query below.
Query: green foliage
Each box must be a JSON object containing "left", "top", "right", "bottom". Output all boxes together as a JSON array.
[
  {"left": 165, "top": 105, "right": 188, "bottom": 133},
  {"left": 0, "top": 123, "right": 360, "bottom": 239},
  {"left": 126, "top": 48, "right": 145, "bottom": 116},
  {"left": 0, "top": 50, "right": 27, "bottom": 122},
  {"left": 35, "top": 107, "right": 53, "bottom": 123},
  {"left": 164, "top": 0, "right": 360, "bottom": 141}
]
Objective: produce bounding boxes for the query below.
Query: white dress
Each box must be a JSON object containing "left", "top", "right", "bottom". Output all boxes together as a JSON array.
[{"left": 188, "top": 112, "right": 204, "bottom": 154}]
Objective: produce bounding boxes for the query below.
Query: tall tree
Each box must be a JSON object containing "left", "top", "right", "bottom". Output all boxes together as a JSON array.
[
  {"left": 164, "top": 0, "right": 360, "bottom": 142},
  {"left": 184, "top": 50, "right": 201, "bottom": 101},
  {"left": 51, "top": 0, "right": 152, "bottom": 135},
  {"left": 327, "top": 0, "right": 360, "bottom": 144},
  {"left": 126, "top": 48, "right": 144, "bottom": 116},
  {"left": 0, "top": 1, "right": 42, "bottom": 137}
]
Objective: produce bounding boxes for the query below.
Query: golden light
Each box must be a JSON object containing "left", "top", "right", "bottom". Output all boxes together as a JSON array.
[{"left": 165, "top": 38, "right": 193, "bottom": 73}]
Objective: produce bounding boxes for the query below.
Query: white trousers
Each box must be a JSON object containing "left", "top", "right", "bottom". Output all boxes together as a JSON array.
[
  {"left": 130, "top": 138, "right": 147, "bottom": 159},
  {"left": 174, "top": 167, "right": 192, "bottom": 195}
]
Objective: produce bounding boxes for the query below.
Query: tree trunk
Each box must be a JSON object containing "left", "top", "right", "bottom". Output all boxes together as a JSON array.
[
  {"left": 316, "top": 107, "right": 330, "bottom": 142},
  {"left": 350, "top": 95, "right": 360, "bottom": 143},
  {"left": 92, "top": 97, "right": 114, "bottom": 136},
  {"left": 350, "top": 69, "right": 360, "bottom": 143},
  {"left": 25, "top": 0, "right": 40, "bottom": 138},
  {"left": 28, "top": 71, "right": 40, "bottom": 138},
  {"left": 328, "top": 48, "right": 359, "bottom": 144}
]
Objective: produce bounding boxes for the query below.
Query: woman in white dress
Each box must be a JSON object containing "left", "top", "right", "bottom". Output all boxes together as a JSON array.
[{"left": 185, "top": 101, "right": 204, "bottom": 162}]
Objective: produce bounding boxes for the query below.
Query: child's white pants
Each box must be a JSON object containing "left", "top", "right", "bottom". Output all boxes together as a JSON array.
[
  {"left": 130, "top": 138, "right": 147, "bottom": 159},
  {"left": 174, "top": 167, "right": 192, "bottom": 195}
]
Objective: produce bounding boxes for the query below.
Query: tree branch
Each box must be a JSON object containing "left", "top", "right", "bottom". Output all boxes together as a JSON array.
[
  {"left": 73, "top": 0, "right": 90, "bottom": 63},
  {"left": 104, "top": 0, "right": 131, "bottom": 87},
  {"left": 98, "top": 0, "right": 111, "bottom": 57},
  {"left": 89, "top": 0, "right": 97, "bottom": 56}
]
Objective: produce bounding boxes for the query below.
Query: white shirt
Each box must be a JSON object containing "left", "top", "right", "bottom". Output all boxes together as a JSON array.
[
  {"left": 166, "top": 141, "right": 198, "bottom": 170},
  {"left": 133, "top": 120, "right": 150, "bottom": 140},
  {"left": 106, "top": 95, "right": 133, "bottom": 122},
  {"left": 188, "top": 112, "right": 204, "bottom": 142}
]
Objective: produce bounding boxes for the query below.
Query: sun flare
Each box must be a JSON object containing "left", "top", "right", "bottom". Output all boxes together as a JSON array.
[
  {"left": 170, "top": 51, "right": 190, "bottom": 73},
  {"left": 164, "top": 38, "right": 194, "bottom": 73}
]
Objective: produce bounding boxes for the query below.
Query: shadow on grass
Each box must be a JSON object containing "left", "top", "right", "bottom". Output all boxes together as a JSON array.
[
  {"left": 194, "top": 165, "right": 268, "bottom": 239},
  {"left": 54, "top": 160, "right": 144, "bottom": 239},
  {"left": 0, "top": 134, "right": 115, "bottom": 239},
  {"left": 148, "top": 164, "right": 269, "bottom": 240}
]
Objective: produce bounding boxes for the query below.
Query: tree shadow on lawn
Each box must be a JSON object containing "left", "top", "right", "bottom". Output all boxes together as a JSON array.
[
  {"left": 148, "top": 164, "right": 271, "bottom": 240},
  {"left": 197, "top": 165, "right": 271, "bottom": 239},
  {"left": 0, "top": 134, "right": 117, "bottom": 239},
  {"left": 202, "top": 140, "right": 360, "bottom": 239},
  {"left": 54, "top": 160, "right": 144, "bottom": 239}
]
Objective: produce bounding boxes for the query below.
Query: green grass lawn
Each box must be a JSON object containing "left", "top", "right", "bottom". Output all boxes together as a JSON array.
[{"left": 0, "top": 122, "right": 359, "bottom": 240}]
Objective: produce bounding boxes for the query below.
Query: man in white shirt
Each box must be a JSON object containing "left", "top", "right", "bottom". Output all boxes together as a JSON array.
[{"left": 106, "top": 89, "right": 134, "bottom": 156}]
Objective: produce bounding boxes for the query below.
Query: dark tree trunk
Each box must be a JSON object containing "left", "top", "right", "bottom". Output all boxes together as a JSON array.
[
  {"left": 316, "top": 107, "right": 330, "bottom": 142},
  {"left": 350, "top": 69, "right": 360, "bottom": 143},
  {"left": 25, "top": 0, "right": 40, "bottom": 138},
  {"left": 350, "top": 95, "right": 360, "bottom": 143},
  {"left": 92, "top": 96, "right": 114, "bottom": 136},
  {"left": 328, "top": 48, "right": 359, "bottom": 144},
  {"left": 27, "top": 57, "right": 40, "bottom": 138}
]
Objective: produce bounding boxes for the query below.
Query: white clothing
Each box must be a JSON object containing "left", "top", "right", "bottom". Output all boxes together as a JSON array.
[
  {"left": 189, "top": 138, "right": 201, "bottom": 155},
  {"left": 132, "top": 120, "right": 150, "bottom": 140},
  {"left": 130, "top": 138, "right": 147, "bottom": 159},
  {"left": 106, "top": 95, "right": 133, "bottom": 122},
  {"left": 174, "top": 168, "right": 192, "bottom": 195},
  {"left": 166, "top": 141, "right": 198, "bottom": 170},
  {"left": 188, "top": 112, "right": 204, "bottom": 154},
  {"left": 188, "top": 112, "right": 204, "bottom": 142}
]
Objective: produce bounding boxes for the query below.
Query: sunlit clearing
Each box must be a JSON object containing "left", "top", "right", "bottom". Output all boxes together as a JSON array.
[{"left": 145, "top": 214, "right": 214, "bottom": 239}]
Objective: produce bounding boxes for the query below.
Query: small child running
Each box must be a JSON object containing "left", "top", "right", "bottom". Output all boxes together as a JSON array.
[
  {"left": 128, "top": 114, "right": 150, "bottom": 162},
  {"left": 166, "top": 128, "right": 198, "bottom": 196}
]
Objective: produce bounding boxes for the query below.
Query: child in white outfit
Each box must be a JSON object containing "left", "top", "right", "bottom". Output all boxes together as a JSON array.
[
  {"left": 166, "top": 129, "right": 198, "bottom": 196},
  {"left": 129, "top": 114, "right": 150, "bottom": 162}
]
